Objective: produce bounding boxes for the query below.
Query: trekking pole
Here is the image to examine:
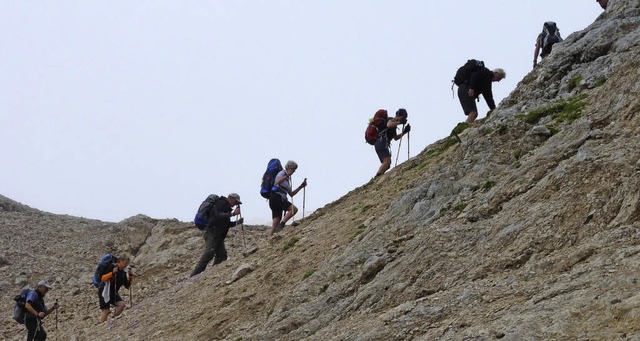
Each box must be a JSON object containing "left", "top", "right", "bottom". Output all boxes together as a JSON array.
[
  {"left": 112, "top": 270, "right": 117, "bottom": 319},
  {"left": 395, "top": 124, "right": 405, "bottom": 167},
  {"left": 290, "top": 175, "right": 295, "bottom": 224},
  {"left": 302, "top": 187, "right": 306, "bottom": 219},
  {"left": 407, "top": 131, "right": 410, "bottom": 161},
  {"left": 240, "top": 212, "right": 246, "bottom": 251}
]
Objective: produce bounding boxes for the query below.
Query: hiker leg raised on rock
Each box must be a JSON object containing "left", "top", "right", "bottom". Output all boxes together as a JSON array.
[
  {"left": 191, "top": 227, "right": 217, "bottom": 276},
  {"left": 212, "top": 228, "right": 228, "bottom": 265},
  {"left": 458, "top": 84, "right": 478, "bottom": 124}
]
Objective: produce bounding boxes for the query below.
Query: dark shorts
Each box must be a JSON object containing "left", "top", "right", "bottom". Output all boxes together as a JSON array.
[
  {"left": 269, "top": 192, "right": 292, "bottom": 220},
  {"left": 98, "top": 289, "right": 123, "bottom": 310},
  {"left": 374, "top": 137, "right": 391, "bottom": 163},
  {"left": 458, "top": 84, "right": 478, "bottom": 115}
]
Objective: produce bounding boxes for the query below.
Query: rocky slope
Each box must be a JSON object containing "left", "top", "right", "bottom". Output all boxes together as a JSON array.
[{"left": 3, "top": 1, "right": 640, "bottom": 340}]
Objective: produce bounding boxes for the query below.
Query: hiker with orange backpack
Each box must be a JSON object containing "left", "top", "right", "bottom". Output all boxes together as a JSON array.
[{"left": 367, "top": 109, "right": 410, "bottom": 177}]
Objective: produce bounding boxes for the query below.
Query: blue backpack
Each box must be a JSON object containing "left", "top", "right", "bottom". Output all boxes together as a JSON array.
[
  {"left": 260, "top": 159, "right": 283, "bottom": 199},
  {"left": 194, "top": 194, "right": 220, "bottom": 229},
  {"left": 13, "top": 288, "right": 32, "bottom": 324},
  {"left": 92, "top": 253, "right": 117, "bottom": 288}
]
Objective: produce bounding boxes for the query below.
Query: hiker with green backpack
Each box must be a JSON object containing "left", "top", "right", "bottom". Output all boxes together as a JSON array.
[
  {"left": 19, "top": 280, "right": 59, "bottom": 341},
  {"left": 190, "top": 193, "right": 243, "bottom": 277}
]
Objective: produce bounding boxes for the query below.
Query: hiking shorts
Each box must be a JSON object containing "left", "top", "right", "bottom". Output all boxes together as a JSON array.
[
  {"left": 269, "top": 192, "right": 292, "bottom": 220},
  {"left": 374, "top": 137, "right": 391, "bottom": 163},
  {"left": 458, "top": 84, "right": 478, "bottom": 115},
  {"left": 98, "top": 290, "right": 123, "bottom": 310}
]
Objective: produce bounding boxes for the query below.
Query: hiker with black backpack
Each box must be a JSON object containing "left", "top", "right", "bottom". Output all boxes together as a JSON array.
[
  {"left": 22, "top": 280, "right": 59, "bottom": 341},
  {"left": 190, "top": 193, "right": 243, "bottom": 277},
  {"left": 372, "top": 109, "right": 411, "bottom": 177},
  {"left": 533, "top": 22, "right": 563, "bottom": 68},
  {"left": 268, "top": 160, "right": 307, "bottom": 237},
  {"left": 453, "top": 60, "right": 506, "bottom": 124},
  {"left": 96, "top": 255, "right": 133, "bottom": 322}
]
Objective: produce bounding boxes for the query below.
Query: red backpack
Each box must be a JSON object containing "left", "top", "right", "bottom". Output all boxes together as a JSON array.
[{"left": 364, "top": 109, "right": 388, "bottom": 145}]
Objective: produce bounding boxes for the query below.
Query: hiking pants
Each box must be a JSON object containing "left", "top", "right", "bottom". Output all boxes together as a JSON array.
[
  {"left": 191, "top": 226, "right": 228, "bottom": 277},
  {"left": 26, "top": 318, "right": 47, "bottom": 341}
]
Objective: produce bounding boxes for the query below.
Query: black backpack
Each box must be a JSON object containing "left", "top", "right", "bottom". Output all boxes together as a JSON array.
[
  {"left": 453, "top": 59, "right": 485, "bottom": 86},
  {"left": 194, "top": 194, "right": 220, "bottom": 229},
  {"left": 92, "top": 253, "right": 117, "bottom": 288},
  {"left": 260, "top": 159, "right": 283, "bottom": 199},
  {"left": 540, "top": 22, "right": 562, "bottom": 57},
  {"left": 13, "top": 288, "right": 32, "bottom": 324}
]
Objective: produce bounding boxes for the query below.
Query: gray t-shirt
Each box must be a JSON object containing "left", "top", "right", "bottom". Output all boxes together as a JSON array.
[{"left": 275, "top": 170, "right": 291, "bottom": 197}]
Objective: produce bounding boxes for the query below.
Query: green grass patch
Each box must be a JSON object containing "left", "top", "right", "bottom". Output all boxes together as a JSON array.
[
  {"left": 547, "top": 125, "right": 560, "bottom": 136},
  {"left": 452, "top": 202, "right": 467, "bottom": 212},
  {"left": 512, "top": 149, "right": 524, "bottom": 160},
  {"left": 592, "top": 77, "right": 606, "bottom": 88},
  {"left": 267, "top": 308, "right": 274, "bottom": 317},
  {"left": 567, "top": 75, "right": 583, "bottom": 91},
  {"left": 517, "top": 94, "right": 587, "bottom": 125},
  {"left": 426, "top": 136, "right": 459, "bottom": 158},
  {"left": 282, "top": 236, "right": 300, "bottom": 252},
  {"left": 482, "top": 181, "right": 496, "bottom": 191},
  {"left": 451, "top": 122, "right": 470, "bottom": 135},
  {"left": 303, "top": 268, "right": 316, "bottom": 280}
]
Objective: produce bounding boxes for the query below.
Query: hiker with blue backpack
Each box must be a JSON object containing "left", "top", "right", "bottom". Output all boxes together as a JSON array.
[
  {"left": 94, "top": 255, "right": 133, "bottom": 322},
  {"left": 453, "top": 60, "right": 506, "bottom": 124},
  {"left": 268, "top": 160, "right": 307, "bottom": 237},
  {"left": 18, "top": 280, "right": 59, "bottom": 341},
  {"left": 190, "top": 193, "right": 243, "bottom": 277},
  {"left": 533, "top": 22, "right": 563, "bottom": 68}
]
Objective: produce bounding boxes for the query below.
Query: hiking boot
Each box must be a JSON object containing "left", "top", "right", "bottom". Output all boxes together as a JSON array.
[
  {"left": 278, "top": 221, "right": 286, "bottom": 229},
  {"left": 291, "top": 221, "right": 300, "bottom": 227}
]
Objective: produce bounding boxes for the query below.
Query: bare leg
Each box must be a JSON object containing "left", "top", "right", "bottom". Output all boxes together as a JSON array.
[
  {"left": 466, "top": 111, "right": 478, "bottom": 124},
  {"left": 282, "top": 204, "right": 298, "bottom": 224},
  {"left": 377, "top": 156, "right": 391, "bottom": 176},
  {"left": 268, "top": 217, "right": 281, "bottom": 237},
  {"left": 114, "top": 301, "right": 126, "bottom": 317},
  {"left": 100, "top": 309, "right": 111, "bottom": 322}
]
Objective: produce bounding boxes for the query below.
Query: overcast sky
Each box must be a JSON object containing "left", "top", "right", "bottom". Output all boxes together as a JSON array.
[{"left": 1, "top": 1, "right": 603, "bottom": 224}]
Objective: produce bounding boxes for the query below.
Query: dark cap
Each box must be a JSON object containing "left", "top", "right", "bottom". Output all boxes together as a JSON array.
[
  {"left": 396, "top": 108, "right": 408, "bottom": 118},
  {"left": 228, "top": 193, "right": 242, "bottom": 204}
]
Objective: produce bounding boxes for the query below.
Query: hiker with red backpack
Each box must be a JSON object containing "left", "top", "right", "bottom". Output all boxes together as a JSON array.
[
  {"left": 366, "top": 109, "right": 410, "bottom": 177},
  {"left": 96, "top": 255, "right": 133, "bottom": 322},
  {"left": 533, "top": 22, "right": 563, "bottom": 68},
  {"left": 190, "top": 193, "right": 243, "bottom": 276},
  {"left": 268, "top": 160, "right": 307, "bottom": 237},
  {"left": 20, "top": 280, "right": 59, "bottom": 341},
  {"left": 453, "top": 60, "right": 506, "bottom": 124}
]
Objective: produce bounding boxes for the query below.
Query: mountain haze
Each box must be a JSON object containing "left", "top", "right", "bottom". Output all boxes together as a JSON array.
[{"left": 2, "top": 1, "right": 640, "bottom": 340}]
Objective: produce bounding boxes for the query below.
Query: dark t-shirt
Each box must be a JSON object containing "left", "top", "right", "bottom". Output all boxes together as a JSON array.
[{"left": 381, "top": 119, "right": 398, "bottom": 146}]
